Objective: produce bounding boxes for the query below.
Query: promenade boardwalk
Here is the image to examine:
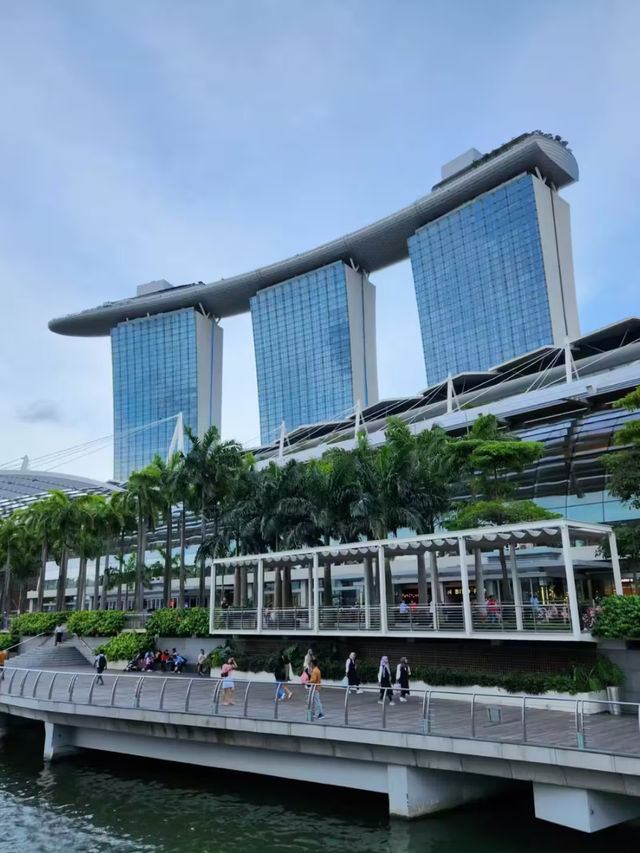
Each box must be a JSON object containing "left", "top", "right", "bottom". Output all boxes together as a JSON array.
[{"left": 2, "top": 665, "right": 640, "bottom": 760}]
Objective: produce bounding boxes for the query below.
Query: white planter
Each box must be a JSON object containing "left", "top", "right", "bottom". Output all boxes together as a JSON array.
[{"left": 208, "top": 669, "right": 608, "bottom": 713}]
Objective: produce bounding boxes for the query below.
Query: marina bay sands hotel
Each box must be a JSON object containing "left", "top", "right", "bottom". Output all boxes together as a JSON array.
[{"left": 49, "top": 132, "right": 581, "bottom": 481}]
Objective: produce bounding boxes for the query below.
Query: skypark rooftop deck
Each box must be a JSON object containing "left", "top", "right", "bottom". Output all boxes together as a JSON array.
[
  {"left": 49, "top": 133, "right": 577, "bottom": 336},
  {"left": 210, "top": 520, "right": 622, "bottom": 642}
]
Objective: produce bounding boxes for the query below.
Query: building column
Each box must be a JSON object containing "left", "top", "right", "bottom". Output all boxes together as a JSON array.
[
  {"left": 312, "top": 553, "right": 320, "bottom": 633},
  {"left": 474, "top": 549, "right": 486, "bottom": 605},
  {"left": 608, "top": 530, "right": 623, "bottom": 595},
  {"left": 417, "top": 552, "right": 428, "bottom": 605},
  {"left": 509, "top": 545, "right": 524, "bottom": 631},
  {"left": 256, "top": 559, "right": 264, "bottom": 633},
  {"left": 533, "top": 783, "right": 640, "bottom": 833},
  {"left": 363, "top": 557, "right": 371, "bottom": 629},
  {"left": 560, "top": 524, "right": 583, "bottom": 640},
  {"left": 43, "top": 722, "right": 78, "bottom": 762},
  {"left": 458, "top": 538, "right": 473, "bottom": 636},
  {"left": 387, "top": 765, "right": 503, "bottom": 818},
  {"left": 378, "top": 545, "right": 388, "bottom": 634},
  {"left": 429, "top": 551, "right": 439, "bottom": 630}
]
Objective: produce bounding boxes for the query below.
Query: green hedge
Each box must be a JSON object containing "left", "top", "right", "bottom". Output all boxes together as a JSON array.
[
  {"left": 0, "top": 633, "right": 16, "bottom": 651},
  {"left": 95, "top": 632, "right": 153, "bottom": 663},
  {"left": 146, "top": 607, "right": 210, "bottom": 638},
  {"left": 11, "top": 612, "right": 63, "bottom": 636},
  {"left": 66, "top": 611, "right": 125, "bottom": 637},
  {"left": 592, "top": 595, "right": 640, "bottom": 638}
]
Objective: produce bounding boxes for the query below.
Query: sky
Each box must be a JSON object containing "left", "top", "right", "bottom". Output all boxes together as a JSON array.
[{"left": 0, "top": 0, "right": 639, "bottom": 482}]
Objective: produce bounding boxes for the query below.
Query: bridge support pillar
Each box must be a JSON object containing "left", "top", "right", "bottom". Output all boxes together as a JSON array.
[
  {"left": 534, "top": 783, "right": 640, "bottom": 833},
  {"left": 387, "top": 765, "right": 499, "bottom": 818},
  {"left": 43, "top": 722, "right": 78, "bottom": 762}
]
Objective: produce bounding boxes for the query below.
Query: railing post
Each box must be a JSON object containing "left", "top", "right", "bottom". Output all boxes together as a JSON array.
[
  {"left": 184, "top": 679, "right": 194, "bottom": 713},
  {"left": 109, "top": 675, "right": 120, "bottom": 707},
  {"left": 306, "top": 684, "right": 315, "bottom": 722},
  {"left": 31, "top": 670, "right": 44, "bottom": 699},
  {"left": 381, "top": 689, "right": 387, "bottom": 729},
  {"left": 344, "top": 684, "right": 350, "bottom": 726},
  {"left": 470, "top": 693, "right": 476, "bottom": 737},
  {"left": 133, "top": 677, "right": 144, "bottom": 708},
  {"left": 274, "top": 683, "right": 281, "bottom": 719},
  {"left": 46, "top": 672, "right": 57, "bottom": 701},
  {"left": 423, "top": 690, "right": 431, "bottom": 734},
  {"left": 159, "top": 677, "right": 169, "bottom": 710},
  {"left": 68, "top": 674, "right": 78, "bottom": 702},
  {"left": 88, "top": 674, "right": 98, "bottom": 705},
  {"left": 242, "top": 681, "right": 252, "bottom": 717},
  {"left": 211, "top": 680, "right": 222, "bottom": 715},
  {"left": 575, "top": 698, "right": 584, "bottom": 749},
  {"left": 522, "top": 696, "right": 527, "bottom": 742}
]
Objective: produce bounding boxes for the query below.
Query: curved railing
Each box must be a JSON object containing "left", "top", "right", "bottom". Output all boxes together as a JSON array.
[{"left": 0, "top": 666, "right": 638, "bottom": 757}]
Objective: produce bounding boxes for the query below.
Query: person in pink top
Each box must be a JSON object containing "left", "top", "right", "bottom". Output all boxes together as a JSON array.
[{"left": 220, "top": 657, "right": 237, "bottom": 706}]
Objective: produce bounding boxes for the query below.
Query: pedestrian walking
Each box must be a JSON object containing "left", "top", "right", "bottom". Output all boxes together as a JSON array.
[
  {"left": 221, "top": 657, "right": 237, "bottom": 705},
  {"left": 378, "top": 656, "right": 394, "bottom": 705},
  {"left": 95, "top": 650, "right": 107, "bottom": 685},
  {"left": 345, "top": 652, "right": 362, "bottom": 694},
  {"left": 303, "top": 648, "right": 314, "bottom": 678},
  {"left": 395, "top": 656, "right": 411, "bottom": 702},
  {"left": 54, "top": 624, "right": 64, "bottom": 646},
  {"left": 309, "top": 658, "right": 324, "bottom": 720},
  {"left": 275, "top": 650, "right": 293, "bottom": 700},
  {"left": 196, "top": 649, "right": 207, "bottom": 677}
]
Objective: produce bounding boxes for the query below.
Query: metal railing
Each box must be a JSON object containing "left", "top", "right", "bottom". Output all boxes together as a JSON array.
[
  {"left": 1, "top": 665, "right": 639, "bottom": 758},
  {"left": 213, "top": 604, "right": 574, "bottom": 634}
]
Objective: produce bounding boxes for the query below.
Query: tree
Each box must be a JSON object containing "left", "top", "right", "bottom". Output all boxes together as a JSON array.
[
  {"left": 0, "top": 512, "right": 41, "bottom": 614},
  {"left": 184, "top": 426, "right": 243, "bottom": 605},
  {"left": 447, "top": 414, "right": 552, "bottom": 600},
  {"left": 602, "top": 387, "right": 640, "bottom": 508},
  {"left": 148, "top": 453, "right": 184, "bottom": 607},
  {"left": 68, "top": 494, "right": 107, "bottom": 611},
  {"left": 125, "top": 467, "right": 162, "bottom": 610}
]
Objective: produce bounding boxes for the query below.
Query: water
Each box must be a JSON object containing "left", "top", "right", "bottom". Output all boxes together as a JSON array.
[{"left": 0, "top": 728, "right": 638, "bottom": 853}]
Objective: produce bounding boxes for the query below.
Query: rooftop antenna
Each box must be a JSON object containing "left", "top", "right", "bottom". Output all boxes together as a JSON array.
[{"left": 167, "top": 412, "right": 184, "bottom": 459}]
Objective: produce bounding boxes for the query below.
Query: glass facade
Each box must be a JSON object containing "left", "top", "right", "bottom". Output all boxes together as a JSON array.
[
  {"left": 408, "top": 174, "right": 553, "bottom": 385},
  {"left": 111, "top": 309, "right": 199, "bottom": 481},
  {"left": 251, "top": 262, "right": 356, "bottom": 445}
]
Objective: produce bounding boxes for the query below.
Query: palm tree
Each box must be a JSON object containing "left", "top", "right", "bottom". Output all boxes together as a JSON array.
[
  {"left": 184, "top": 426, "right": 243, "bottom": 605},
  {"left": 125, "top": 466, "right": 162, "bottom": 611},
  {"left": 148, "top": 453, "right": 184, "bottom": 607},
  {"left": 0, "top": 512, "right": 41, "bottom": 614},
  {"left": 69, "top": 494, "right": 108, "bottom": 611},
  {"left": 106, "top": 491, "right": 136, "bottom": 610}
]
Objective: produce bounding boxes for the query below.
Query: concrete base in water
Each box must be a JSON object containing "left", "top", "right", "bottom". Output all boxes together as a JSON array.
[{"left": 534, "top": 782, "right": 640, "bottom": 833}]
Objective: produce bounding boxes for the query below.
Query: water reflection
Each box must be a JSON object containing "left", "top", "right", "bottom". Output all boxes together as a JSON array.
[{"left": 0, "top": 727, "right": 639, "bottom": 852}]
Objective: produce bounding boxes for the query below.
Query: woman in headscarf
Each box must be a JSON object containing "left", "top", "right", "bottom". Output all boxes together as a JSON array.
[
  {"left": 345, "top": 652, "right": 362, "bottom": 694},
  {"left": 303, "top": 648, "right": 314, "bottom": 678},
  {"left": 377, "top": 655, "right": 394, "bottom": 705}
]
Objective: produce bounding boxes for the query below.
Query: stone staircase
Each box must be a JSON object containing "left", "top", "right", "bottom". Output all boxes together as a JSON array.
[{"left": 5, "top": 633, "right": 93, "bottom": 669}]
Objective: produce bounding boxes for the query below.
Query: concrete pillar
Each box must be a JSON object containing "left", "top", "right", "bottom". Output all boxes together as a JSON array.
[
  {"left": 509, "top": 545, "right": 524, "bottom": 631},
  {"left": 312, "top": 553, "right": 320, "bottom": 633},
  {"left": 474, "top": 549, "right": 486, "bottom": 605},
  {"left": 256, "top": 559, "right": 264, "bottom": 633},
  {"left": 387, "top": 765, "right": 502, "bottom": 818},
  {"left": 429, "top": 551, "right": 439, "bottom": 630},
  {"left": 533, "top": 783, "right": 640, "bottom": 833},
  {"left": 417, "top": 552, "right": 428, "bottom": 605},
  {"left": 458, "top": 538, "right": 473, "bottom": 636},
  {"left": 608, "top": 530, "right": 623, "bottom": 595},
  {"left": 560, "top": 524, "right": 582, "bottom": 639},
  {"left": 363, "top": 558, "right": 371, "bottom": 629},
  {"left": 43, "top": 722, "right": 78, "bottom": 762},
  {"left": 378, "top": 545, "right": 388, "bottom": 633}
]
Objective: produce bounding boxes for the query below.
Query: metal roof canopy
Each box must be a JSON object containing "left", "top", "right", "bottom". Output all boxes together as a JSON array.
[
  {"left": 49, "top": 133, "right": 578, "bottom": 336},
  {"left": 0, "top": 470, "right": 121, "bottom": 517},
  {"left": 212, "top": 518, "right": 610, "bottom": 570}
]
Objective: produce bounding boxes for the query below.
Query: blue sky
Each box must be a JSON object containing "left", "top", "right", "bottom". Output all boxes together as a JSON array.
[{"left": 0, "top": 0, "right": 639, "bottom": 480}]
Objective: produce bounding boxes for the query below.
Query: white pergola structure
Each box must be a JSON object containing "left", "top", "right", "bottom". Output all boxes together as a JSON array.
[{"left": 209, "top": 519, "right": 622, "bottom": 641}]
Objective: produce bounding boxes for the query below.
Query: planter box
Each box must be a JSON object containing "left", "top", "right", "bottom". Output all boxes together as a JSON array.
[{"left": 209, "top": 668, "right": 609, "bottom": 713}]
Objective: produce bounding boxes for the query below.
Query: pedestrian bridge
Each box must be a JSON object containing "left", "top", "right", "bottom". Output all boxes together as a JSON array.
[{"left": 2, "top": 665, "right": 640, "bottom": 833}]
